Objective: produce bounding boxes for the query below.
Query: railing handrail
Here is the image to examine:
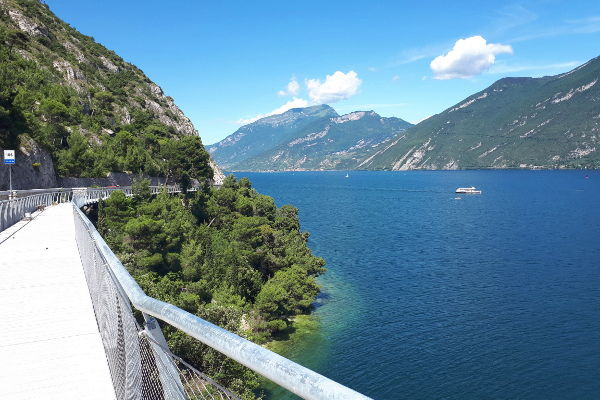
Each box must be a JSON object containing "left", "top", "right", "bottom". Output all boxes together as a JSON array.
[
  {"left": 71, "top": 206, "right": 371, "bottom": 400},
  {"left": 0, "top": 184, "right": 183, "bottom": 197}
]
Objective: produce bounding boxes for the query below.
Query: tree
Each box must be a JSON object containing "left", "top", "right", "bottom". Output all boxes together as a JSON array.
[
  {"left": 255, "top": 266, "right": 320, "bottom": 330},
  {"left": 161, "top": 136, "right": 213, "bottom": 192},
  {"left": 40, "top": 98, "right": 69, "bottom": 123},
  {"left": 97, "top": 175, "right": 325, "bottom": 398},
  {"left": 98, "top": 190, "right": 133, "bottom": 251},
  {"left": 93, "top": 90, "right": 114, "bottom": 110},
  {"left": 132, "top": 176, "right": 152, "bottom": 201},
  {"left": 56, "top": 129, "right": 93, "bottom": 177}
]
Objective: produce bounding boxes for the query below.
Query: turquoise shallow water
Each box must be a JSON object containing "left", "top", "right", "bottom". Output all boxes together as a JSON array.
[{"left": 234, "top": 170, "right": 600, "bottom": 400}]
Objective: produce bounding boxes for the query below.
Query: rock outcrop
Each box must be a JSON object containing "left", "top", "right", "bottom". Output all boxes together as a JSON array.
[
  {"left": 0, "top": 141, "right": 57, "bottom": 190},
  {"left": 209, "top": 159, "right": 226, "bottom": 185}
]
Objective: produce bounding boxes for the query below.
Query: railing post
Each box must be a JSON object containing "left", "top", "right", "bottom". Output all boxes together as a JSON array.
[{"left": 142, "top": 315, "right": 187, "bottom": 400}]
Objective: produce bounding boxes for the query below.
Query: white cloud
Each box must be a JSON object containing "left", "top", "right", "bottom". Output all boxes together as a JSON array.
[
  {"left": 491, "top": 5, "right": 537, "bottom": 35},
  {"left": 568, "top": 16, "right": 600, "bottom": 33},
  {"left": 306, "top": 70, "right": 362, "bottom": 104},
  {"left": 392, "top": 75, "right": 400, "bottom": 81},
  {"left": 381, "top": 43, "right": 451, "bottom": 69},
  {"left": 278, "top": 77, "right": 300, "bottom": 96},
  {"left": 287, "top": 79, "right": 300, "bottom": 95},
  {"left": 237, "top": 97, "right": 309, "bottom": 125},
  {"left": 237, "top": 70, "right": 362, "bottom": 125},
  {"left": 430, "top": 36, "right": 513, "bottom": 80}
]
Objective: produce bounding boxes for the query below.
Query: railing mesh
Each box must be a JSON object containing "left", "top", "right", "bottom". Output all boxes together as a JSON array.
[
  {"left": 73, "top": 204, "right": 239, "bottom": 400},
  {"left": 139, "top": 333, "right": 240, "bottom": 400},
  {"left": 0, "top": 185, "right": 185, "bottom": 233},
  {"left": 74, "top": 207, "right": 145, "bottom": 398}
]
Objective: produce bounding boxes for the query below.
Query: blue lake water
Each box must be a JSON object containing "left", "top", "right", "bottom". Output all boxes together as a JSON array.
[{"left": 234, "top": 170, "right": 600, "bottom": 400}]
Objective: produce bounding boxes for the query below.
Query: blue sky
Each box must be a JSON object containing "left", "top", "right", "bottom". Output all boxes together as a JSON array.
[{"left": 45, "top": 0, "right": 600, "bottom": 144}]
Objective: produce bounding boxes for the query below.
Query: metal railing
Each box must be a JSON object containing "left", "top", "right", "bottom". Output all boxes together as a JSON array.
[
  {"left": 72, "top": 204, "right": 370, "bottom": 400},
  {"left": 0, "top": 190, "right": 73, "bottom": 232},
  {"left": 73, "top": 201, "right": 240, "bottom": 400},
  {"left": 1, "top": 186, "right": 372, "bottom": 400},
  {"left": 0, "top": 185, "right": 185, "bottom": 232}
]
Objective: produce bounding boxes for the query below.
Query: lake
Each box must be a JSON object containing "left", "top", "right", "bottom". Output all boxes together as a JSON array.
[{"left": 234, "top": 170, "right": 600, "bottom": 400}]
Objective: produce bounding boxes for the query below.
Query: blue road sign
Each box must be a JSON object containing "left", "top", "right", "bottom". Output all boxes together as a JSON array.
[{"left": 4, "top": 150, "right": 15, "bottom": 164}]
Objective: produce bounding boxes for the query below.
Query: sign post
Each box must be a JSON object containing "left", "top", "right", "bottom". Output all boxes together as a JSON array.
[{"left": 4, "top": 150, "right": 15, "bottom": 192}]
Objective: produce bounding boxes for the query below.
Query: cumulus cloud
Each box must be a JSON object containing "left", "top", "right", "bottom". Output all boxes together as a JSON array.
[
  {"left": 237, "top": 70, "right": 362, "bottom": 125},
  {"left": 237, "top": 97, "right": 309, "bottom": 125},
  {"left": 306, "top": 70, "right": 362, "bottom": 104},
  {"left": 277, "top": 77, "right": 300, "bottom": 96},
  {"left": 430, "top": 36, "right": 513, "bottom": 79}
]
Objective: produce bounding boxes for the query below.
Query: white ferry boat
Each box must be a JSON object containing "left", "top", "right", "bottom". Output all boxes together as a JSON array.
[{"left": 455, "top": 186, "right": 482, "bottom": 194}]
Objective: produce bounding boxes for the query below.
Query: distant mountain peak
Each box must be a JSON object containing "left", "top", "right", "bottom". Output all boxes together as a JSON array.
[
  {"left": 209, "top": 103, "right": 413, "bottom": 170},
  {"left": 252, "top": 104, "right": 338, "bottom": 127},
  {"left": 332, "top": 111, "right": 378, "bottom": 124}
]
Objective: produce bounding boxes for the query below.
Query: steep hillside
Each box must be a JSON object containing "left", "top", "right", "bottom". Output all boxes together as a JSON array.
[
  {"left": 364, "top": 57, "right": 600, "bottom": 170},
  {"left": 237, "top": 111, "right": 412, "bottom": 171},
  {"left": 0, "top": 0, "right": 219, "bottom": 189},
  {"left": 208, "top": 106, "right": 412, "bottom": 171},
  {"left": 207, "top": 105, "right": 338, "bottom": 169}
]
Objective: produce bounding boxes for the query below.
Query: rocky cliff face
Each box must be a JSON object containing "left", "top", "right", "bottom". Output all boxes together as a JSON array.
[
  {"left": 0, "top": 140, "right": 56, "bottom": 190},
  {"left": 0, "top": 0, "right": 221, "bottom": 189},
  {"left": 208, "top": 159, "right": 226, "bottom": 185},
  {"left": 0, "top": 0, "right": 197, "bottom": 138}
]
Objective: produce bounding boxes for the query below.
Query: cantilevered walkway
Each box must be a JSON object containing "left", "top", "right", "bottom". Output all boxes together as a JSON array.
[
  {"left": 0, "top": 203, "right": 116, "bottom": 399},
  {"left": 0, "top": 187, "right": 371, "bottom": 400}
]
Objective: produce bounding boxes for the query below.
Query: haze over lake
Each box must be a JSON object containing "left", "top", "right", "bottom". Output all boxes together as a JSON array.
[{"left": 235, "top": 170, "right": 600, "bottom": 400}]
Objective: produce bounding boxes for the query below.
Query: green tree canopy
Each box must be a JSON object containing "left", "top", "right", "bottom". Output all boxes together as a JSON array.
[
  {"left": 161, "top": 135, "right": 213, "bottom": 191},
  {"left": 97, "top": 176, "right": 325, "bottom": 398}
]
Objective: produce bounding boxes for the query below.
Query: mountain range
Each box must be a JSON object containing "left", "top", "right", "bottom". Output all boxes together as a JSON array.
[
  {"left": 208, "top": 105, "right": 413, "bottom": 170},
  {"left": 210, "top": 56, "right": 600, "bottom": 171}
]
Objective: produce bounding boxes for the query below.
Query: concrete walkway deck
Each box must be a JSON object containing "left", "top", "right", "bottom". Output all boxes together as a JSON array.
[{"left": 0, "top": 203, "right": 116, "bottom": 399}]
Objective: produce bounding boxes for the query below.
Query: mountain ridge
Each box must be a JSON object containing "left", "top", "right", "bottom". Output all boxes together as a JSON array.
[
  {"left": 364, "top": 56, "right": 600, "bottom": 170},
  {"left": 212, "top": 57, "right": 599, "bottom": 171},
  {"left": 207, "top": 104, "right": 339, "bottom": 169},
  {"left": 208, "top": 106, "right": 413, "bottom": 171}
]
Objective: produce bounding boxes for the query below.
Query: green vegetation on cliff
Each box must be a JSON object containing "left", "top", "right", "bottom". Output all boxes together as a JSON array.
[
  {"left": 1, "top": 2, "right": 324, "bottom": 397},
  {"left": 98, "top": 176, "right": 325, "bottom": 398},
  {"left": 0, "top": 0, "right": 210, "bottom": 185}
]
